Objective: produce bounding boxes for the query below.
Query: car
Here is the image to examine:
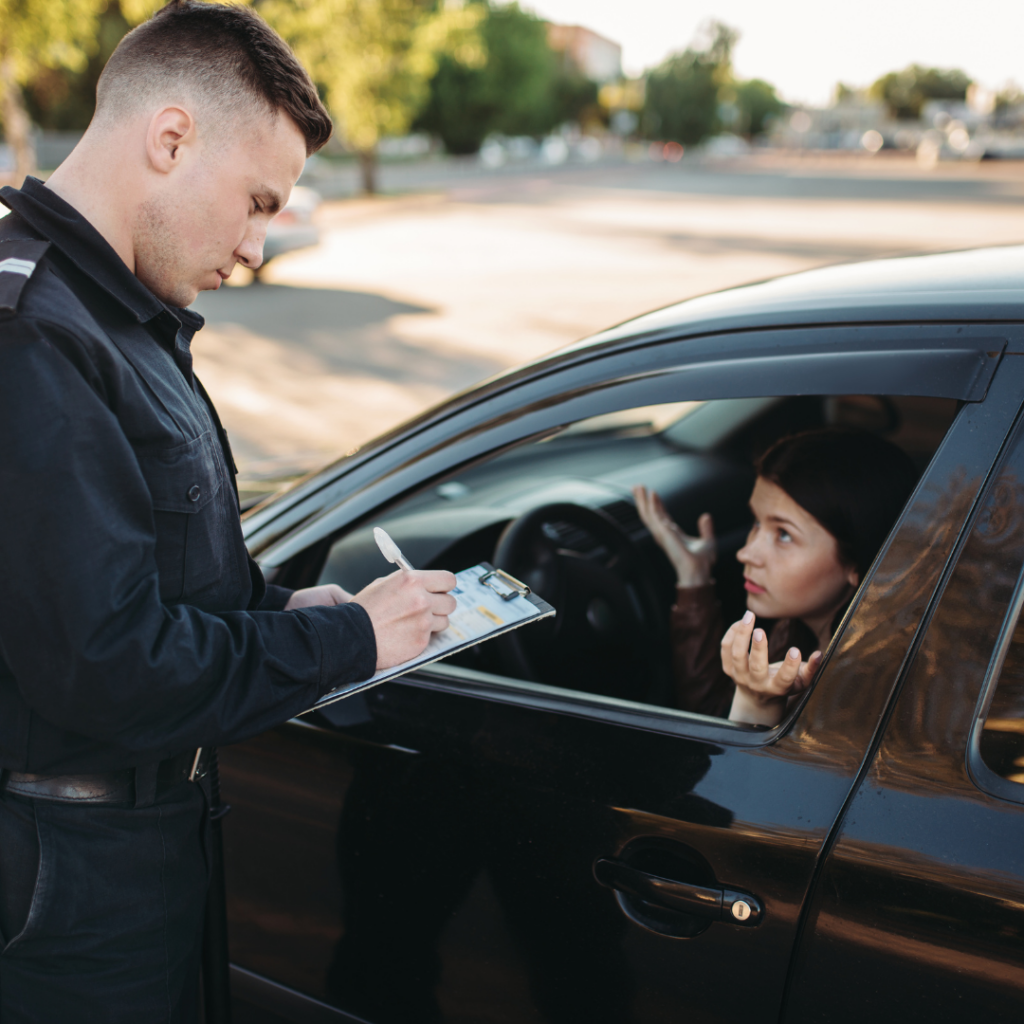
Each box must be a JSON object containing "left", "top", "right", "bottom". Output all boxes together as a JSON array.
[
  {"left": 222, "top": 244, "right": 1024, "bottom": 1024},
  {"left": 255, "top": 185, "right": 322, "bottom": 279}
]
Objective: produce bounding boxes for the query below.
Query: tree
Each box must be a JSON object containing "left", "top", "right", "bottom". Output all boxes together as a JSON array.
[
  {"left": 642, "top": 21, "right": 736, "bottom": 146},
  {"left": 870, "top": 65, "right": 971, "bottom": 121},
  {"left": 259, "top": 0, "right": 484, "bottom": 193},
  {"left": 0, "top": 0, "right": 106, "bottom": 184},
  {"left": 416, "top": 2, "right": 568, "bottom": 155},
  {"left": 732, "top": 78, "right": 784, "bottom": 139},
  {"left": 24, "top": 2, "right": 134, "bottom": 132}
]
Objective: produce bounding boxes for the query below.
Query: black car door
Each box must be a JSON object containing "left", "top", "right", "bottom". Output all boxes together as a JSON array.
[
  {"left": 222, "top": 332, "right": 1024, "bottom": 1024},
  {"left": 783, "top": 353, "right": 1024, "bottom": 1023}
]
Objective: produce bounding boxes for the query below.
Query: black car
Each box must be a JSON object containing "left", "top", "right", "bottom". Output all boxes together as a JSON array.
[{"left": 224, "top": 245, "right": 1024, "bottom": 1024}]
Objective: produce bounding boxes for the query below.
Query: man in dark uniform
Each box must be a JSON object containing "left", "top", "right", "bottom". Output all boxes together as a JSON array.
[{"left": 0, "top": 3, "right": 456, "bottom": 1020}]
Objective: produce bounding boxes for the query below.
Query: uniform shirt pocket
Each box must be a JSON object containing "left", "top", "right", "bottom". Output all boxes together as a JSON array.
[{"left": 137, "top": 432, "right": 234, "bottom": 605}]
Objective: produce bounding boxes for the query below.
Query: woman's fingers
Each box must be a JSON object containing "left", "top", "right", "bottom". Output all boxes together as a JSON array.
[
  {"left": 698, "top": 512, "right": 715, "bottom": 540},
  {"left": 773, "top": 647, "right": 803, "bottom": 692},
  {"left": 720, "top": 620, "right": 741, "bottom": 679},
  {"left": 794, "top": 651, "right": 823, "bottom": 693},
  {"left": 634, "top": 486, "right": 672, "bottom": 541},
  {"left": 749, "top": 627, "right": 769, "bottom": 680},
  {"left": 723, "top": 611, "right": 756, "bottom": 683},
  {"left": 634, "top": 485, "right": 715, "bottom": 587}
]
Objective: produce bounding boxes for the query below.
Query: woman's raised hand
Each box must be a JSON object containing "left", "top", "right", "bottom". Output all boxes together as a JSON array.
[
  {"left": 633, "top": 485, "right": 716, "bottom": 588},
  {"left": 721, "top": 610, "right": 822, "bottom": 726}
]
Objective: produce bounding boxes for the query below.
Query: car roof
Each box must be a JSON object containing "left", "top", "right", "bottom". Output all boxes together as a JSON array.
[
  {"left": 562, "top": 244, "right": 1024, "bottom": 356},
  {"left": 244, "top": 244, "right": 1024, "bottom": 544}
]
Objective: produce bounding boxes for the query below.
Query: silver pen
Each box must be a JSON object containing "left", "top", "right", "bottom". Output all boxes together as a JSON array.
[{"left": 374, "top": 527, "right": 414, "bottom": 571}]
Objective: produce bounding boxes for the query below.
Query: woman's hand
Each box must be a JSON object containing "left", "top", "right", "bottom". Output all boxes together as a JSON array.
[
  {"left": 633, "top": 485, "right": 716, "bottom": 588},
  {"left": 721, "top": 611, "right": 822, "bottom": 726},
  {"left": 284, "top": 583, "right": 352, "bottom": 610}
]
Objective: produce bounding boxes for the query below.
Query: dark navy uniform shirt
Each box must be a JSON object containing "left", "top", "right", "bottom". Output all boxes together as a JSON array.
[{"left": 0, "top": 178, "right": 376, "bottom": 774}]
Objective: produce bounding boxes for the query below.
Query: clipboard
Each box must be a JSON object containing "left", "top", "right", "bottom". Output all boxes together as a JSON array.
[{"left": 308, "top": 562, "right": 555, "bottom": 711}]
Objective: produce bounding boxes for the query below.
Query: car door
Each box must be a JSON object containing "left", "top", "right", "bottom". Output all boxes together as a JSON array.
[
  {"left": 222, "top": 329, "right": 1024, "bottom": 1024},
  {"left": 783, "top": 355, "right": 1024, "bottom": 1023}
]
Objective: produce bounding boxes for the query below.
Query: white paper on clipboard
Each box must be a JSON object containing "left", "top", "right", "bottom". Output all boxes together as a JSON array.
[{"left": 308, "top": 562, "right": 555, "bottom": 712}]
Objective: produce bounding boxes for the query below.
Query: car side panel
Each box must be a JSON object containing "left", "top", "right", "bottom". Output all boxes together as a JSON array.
[
  {"left": 222, "top": 352, "right": 1024, "bottom": 1024},
  {"left": 783, "top": 356, "right": 1024, "bottom": 1023}
]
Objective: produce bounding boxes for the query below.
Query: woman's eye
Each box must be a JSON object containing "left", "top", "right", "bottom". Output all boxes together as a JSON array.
[{"left": 777, "top": 529, "right": 792, "bottom": 543}]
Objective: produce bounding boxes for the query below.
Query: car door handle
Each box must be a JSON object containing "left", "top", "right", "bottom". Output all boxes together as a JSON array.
[{"left": 593, "top": 858, "right": 763, "bottom": 926}]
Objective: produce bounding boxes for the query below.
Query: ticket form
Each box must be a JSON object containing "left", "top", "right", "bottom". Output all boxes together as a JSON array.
[{"left": 311, "top": 563, "right": 555, "bottom": 709}]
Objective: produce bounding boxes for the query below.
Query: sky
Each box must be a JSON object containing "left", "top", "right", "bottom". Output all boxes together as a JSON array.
[{"left": 524, "top": 0, "right": 1024, "bottom": 107}]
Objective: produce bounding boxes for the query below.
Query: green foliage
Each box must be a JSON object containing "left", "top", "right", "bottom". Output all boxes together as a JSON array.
[
  {"left": 732, "top": 78, "right": 784, "bottom": 138},
  {"left": 0, "top": 0, "right": 108, "bottom": 180},
  {"left": 994, "top": 84, "right": 1023, "bottom": 115},
  {"left": 259, "top": 0, "right": 484, "bottom": 156},
  {"left": 24, "top": 3, "right": 131, "bottom": 130},
  {"left": 870, "top": 64, "right": 971, "bottom": 120},
  {"left": 18, "top": 0, "right": 226, "bottom": 133},
  {"left": 0, "top": 0, "right": 106, "bottom": 88},
  {"left": 416, "top": 2, "right": 583, "bottom": 156},
  {"left": 641, "top": 21, "right": 736, "bottom": 145}
]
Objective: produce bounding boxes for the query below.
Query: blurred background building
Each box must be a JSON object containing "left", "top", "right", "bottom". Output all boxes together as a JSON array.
[{"left": 546, "top": 23, "right": 622, "bottom": 83}]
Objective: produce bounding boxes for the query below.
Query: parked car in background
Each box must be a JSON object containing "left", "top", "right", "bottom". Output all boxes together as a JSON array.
[
  {"left": 225, "top": 246, "right": 1024, "bottom": 1023},
  {"left": 256, "top": 185, "right": 321, "bottom": 278}
]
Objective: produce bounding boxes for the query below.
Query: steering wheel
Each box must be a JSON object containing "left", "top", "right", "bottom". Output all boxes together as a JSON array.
[{"left": 492, "top": 502, "right": 670, "bottom": 704}]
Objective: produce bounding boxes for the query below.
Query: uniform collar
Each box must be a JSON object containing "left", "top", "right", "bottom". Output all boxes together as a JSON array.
[{"left": 0, "top": 177, "right": 204, "bottom": 336}]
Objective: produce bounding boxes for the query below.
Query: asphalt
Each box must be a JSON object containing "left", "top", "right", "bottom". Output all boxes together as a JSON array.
[{"left": 188, "top": 154, "right": 1024, "bottom": 487}]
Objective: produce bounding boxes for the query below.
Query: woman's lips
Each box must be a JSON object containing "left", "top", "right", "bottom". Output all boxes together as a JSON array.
[{"left": 744, "top": 579, "right": 766, "bottom": 594}]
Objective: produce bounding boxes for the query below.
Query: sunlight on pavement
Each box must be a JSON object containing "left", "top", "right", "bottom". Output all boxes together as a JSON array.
[{"left": 189, "top": 165, "right": 1024, "bottom": 484}]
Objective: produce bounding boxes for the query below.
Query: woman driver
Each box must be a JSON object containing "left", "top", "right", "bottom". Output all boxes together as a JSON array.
[{"left": 634, "top": 429, "right": 917, "bottom": 726}]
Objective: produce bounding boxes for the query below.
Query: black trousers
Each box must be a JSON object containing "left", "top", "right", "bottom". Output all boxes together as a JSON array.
[{"left": 0, "top": 778, "right": 210, "bottom": 1023}]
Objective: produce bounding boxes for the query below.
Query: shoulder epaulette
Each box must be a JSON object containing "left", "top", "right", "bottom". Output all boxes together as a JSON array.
[{"left": 0, "top": 238, "right": 50, "bottom": 314}]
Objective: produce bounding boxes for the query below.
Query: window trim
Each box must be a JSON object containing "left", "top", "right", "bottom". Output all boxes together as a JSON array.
[
  {"left": 269, "top": 332, "right": 1021, "bottom": 751},
  {"left": 249, "top": 324, "right": 1010, "bottom": 563},
  {"left": 968, "top": 555, "right": 1024, "bottom": 806}
]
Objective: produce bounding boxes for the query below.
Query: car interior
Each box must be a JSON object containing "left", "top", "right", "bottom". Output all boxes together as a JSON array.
[{"left": 316, "top": 393, "right": 960, "bottom": 725}]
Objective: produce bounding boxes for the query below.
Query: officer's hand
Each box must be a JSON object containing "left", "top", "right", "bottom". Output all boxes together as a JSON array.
[
  {"left": 284, "top": 584, "right": 352, "bottom": 610},
  {"left": 352, "top": 569, "right": 458, "bottom": 670}
]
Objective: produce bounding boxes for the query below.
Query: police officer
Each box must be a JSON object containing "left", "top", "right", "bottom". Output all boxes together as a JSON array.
[{"left": 0, "top": 3, "right": 456, "bottom": 1020}]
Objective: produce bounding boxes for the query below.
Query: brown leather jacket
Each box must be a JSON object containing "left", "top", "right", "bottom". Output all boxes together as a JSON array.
[{"left": 669, "top": 585, "right": 819, "bottom": 718}]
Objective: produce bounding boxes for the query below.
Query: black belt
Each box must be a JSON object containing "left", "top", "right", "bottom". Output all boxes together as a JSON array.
[{"left": 1, "top": 748, "right": 209, "bottom": 806}]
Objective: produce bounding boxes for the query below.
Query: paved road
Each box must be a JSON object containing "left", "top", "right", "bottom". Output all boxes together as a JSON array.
[{"left": 189, "top": 154, "right": 1024, "bottom": 489}]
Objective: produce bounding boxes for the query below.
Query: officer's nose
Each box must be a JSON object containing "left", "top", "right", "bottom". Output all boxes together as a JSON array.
[{"left": 235, "top": 225, "right": 265, "bottom": 272}]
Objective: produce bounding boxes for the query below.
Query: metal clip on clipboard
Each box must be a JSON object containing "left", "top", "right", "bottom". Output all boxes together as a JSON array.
[{"left": 479, "top": 568, "right": 531, "bottom": 601}]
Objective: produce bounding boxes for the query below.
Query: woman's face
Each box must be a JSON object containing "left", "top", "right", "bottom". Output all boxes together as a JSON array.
[{"left": 737, "top": 477, "right": 859, "bottom": 628}]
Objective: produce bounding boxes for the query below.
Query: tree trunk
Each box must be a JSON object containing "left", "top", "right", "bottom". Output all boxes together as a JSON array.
[
  {"left": 0, "top": 55, "right": 36, "bottom": 187},
  {"left": 358, "top": 148, "right": 378, "bottom": 195}
]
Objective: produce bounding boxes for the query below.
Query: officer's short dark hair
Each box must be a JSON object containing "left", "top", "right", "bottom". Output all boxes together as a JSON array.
[{"left": 94, "top": 0, "right": 332, "bottom": 155}]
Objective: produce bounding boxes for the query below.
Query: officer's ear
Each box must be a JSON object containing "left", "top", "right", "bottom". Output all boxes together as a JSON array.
[{"left": 146, "top": 106, "right": 196, "bottom": 175}]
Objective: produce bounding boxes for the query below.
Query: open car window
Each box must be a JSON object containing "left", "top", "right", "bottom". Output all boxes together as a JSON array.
[{"left": 317, "top": 393, "right": 958, "bottom": 730}]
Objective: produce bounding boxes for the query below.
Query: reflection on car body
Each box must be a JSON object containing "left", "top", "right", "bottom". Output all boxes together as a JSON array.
[{"left": 227, "top": 246, "right": 1024, "bottom": 1024}]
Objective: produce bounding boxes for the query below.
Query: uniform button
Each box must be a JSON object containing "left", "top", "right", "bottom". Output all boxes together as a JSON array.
[{"left": 188, "top": 485, "right": 201, "bottom": 502}]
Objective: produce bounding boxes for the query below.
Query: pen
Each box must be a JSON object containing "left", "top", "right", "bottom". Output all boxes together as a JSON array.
[{"left": 374, "top": 527, "right": 415, "bottom": 571}]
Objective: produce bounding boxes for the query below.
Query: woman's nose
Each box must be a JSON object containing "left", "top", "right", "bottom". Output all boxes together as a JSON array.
[{"left": 737, "top": 538, "right": 762, "bottom": 566}]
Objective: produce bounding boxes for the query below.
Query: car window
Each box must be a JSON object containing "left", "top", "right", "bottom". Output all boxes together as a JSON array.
[
  {"left": 980, "top": 610, "right": 1024, "bottom": 785},
  {"left": 976, "top": 459, "right": 1024, "bottom": 789},
  {"left": 318, "top": 393, "right": 957, "bottom": 726}
]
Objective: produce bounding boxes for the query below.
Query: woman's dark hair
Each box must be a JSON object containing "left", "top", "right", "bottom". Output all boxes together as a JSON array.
[{"left": 755, "top": 428, "right": 918, "bottom": 580}]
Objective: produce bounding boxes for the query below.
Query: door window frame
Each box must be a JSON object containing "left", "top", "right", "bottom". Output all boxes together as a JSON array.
[{"left": 265, "top": 326, "right": 1018, "bottom": 748}]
